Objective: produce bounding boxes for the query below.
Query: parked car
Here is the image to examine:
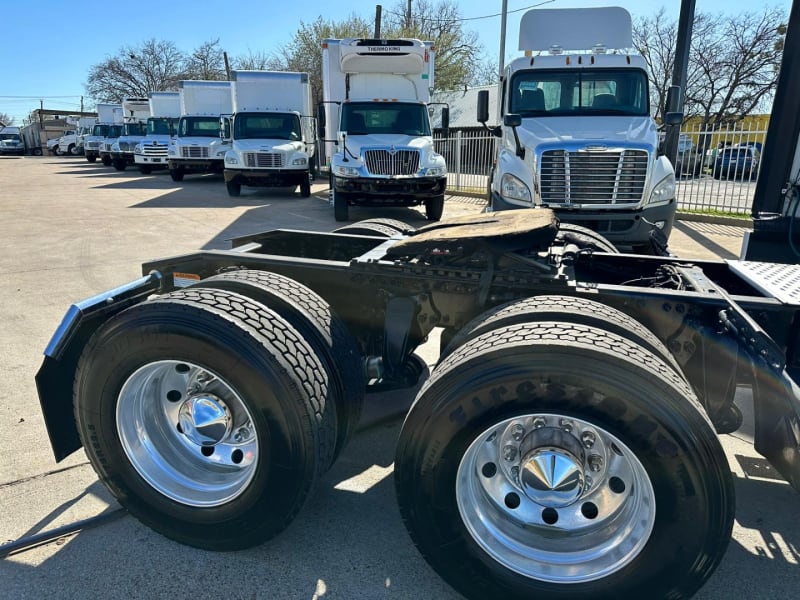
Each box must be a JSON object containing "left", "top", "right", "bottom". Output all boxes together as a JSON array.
[{"left": 712, "top": 145, "right": 760, "bottom": 179}]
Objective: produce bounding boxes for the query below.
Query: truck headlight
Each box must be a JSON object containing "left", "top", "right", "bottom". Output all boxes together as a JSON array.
[
  {"left": 424, "top": 166, "right": 447, "bottom": 176},
  {"left": 168, "top": 147, "right": 176, "bottom": 156},
  {"left": 334, "top": 165, "right": 359, "bottom": 177},
  {"left": 500, "top": 173, "right": 532, "bottom": 203},
  {"left": 216, "top": 150, "right": 227, "bottom": 158},
  {"left": 292, "top": 157, "right": 307, "bottom": 166},
  {"left": 225, "top": 155, "right": 239, "bottom": 165},
  {"left": 134, "top": 144, "right": 142, "bottom": 154},
  {"left": 648, "top": 175, "right": 676, "bottom": 205}
]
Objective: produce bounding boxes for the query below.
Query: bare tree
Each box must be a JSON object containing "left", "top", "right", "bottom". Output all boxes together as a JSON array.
[
  {"left": 0, "top": 112, "right": 12, "bottom": 126},
  {"left": 233, "top": 49, "right": 274, "bottom": 71},
  {"left": 633, "top": 7, "right": 786, "bottom": 126},
  {"left": 184, "top": 39, "right": 227, "bottom": 80},
  {"left": 85, "top": 39, "right": 187, "bottom": 102}
]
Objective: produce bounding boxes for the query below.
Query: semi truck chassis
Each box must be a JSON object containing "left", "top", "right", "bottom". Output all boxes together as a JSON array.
[{"left": 35, "top": 210, "right": 800, "bottom": 599}]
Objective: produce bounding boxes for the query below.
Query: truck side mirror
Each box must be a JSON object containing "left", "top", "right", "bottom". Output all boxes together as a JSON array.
[
  {"left": 220, "top": 117, "right": 231, "bottom": 142},
  {"left": 477, "top": 90, "right": 489, "bottom": 123},
  {"left": 663, "top": 85, "right": 684, "bottom": 126},
  {"left": 504, "top": 114, "right": 522, "bottom": 128},
  {"left": 441, "top": 106, "right": 450, "bottom": 138}
]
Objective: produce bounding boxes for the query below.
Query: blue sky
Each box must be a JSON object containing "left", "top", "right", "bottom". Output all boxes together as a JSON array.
[{"left": 0, "top": 0, "right": 790, "bottom": 124}]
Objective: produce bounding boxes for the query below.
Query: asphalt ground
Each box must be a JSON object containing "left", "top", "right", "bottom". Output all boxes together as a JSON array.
[{"left": 1, "top": 155, "right": 798, "bottom": 599}]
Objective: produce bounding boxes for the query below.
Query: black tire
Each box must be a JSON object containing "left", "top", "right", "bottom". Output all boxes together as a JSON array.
[
  {"left": 440, "top": 295, "right": 681, "bottom": 374},
  {"left": 191, "top": 270, "right": 365, "bottom": 463},
  {"left": 101, "top": 155, "right": 111, "bottom": 166},
  {"left": 33, "top": 147, "right": 43, "bottom": 156},
  {"left": 52, "top": 145, "right": 59, "bottom": 156},
  {"left": 139, "top": 165, "right": 153, "bottom": 175},
  {"left": 74, "top": 287, "right": 335, "bottom": 551},
  {"left": 86, "top": 155, "right": 97, "bottom": 163},
  {"left": 170, "top": 168, "right": 185, "bottom": 182},
  {"left": 300, "top": 176, "right": 311, "bottom": 198},
  {"left": 333, "top": 186, "right": 348, "bottom": 221},
  {"left": 113, "top": 159, "right": 126, "bottom": 171},
  {"left": 555, "top": 222, "right": 619, "bottom": 253},
  {"left": 68, "top": 144, "right": 78, "bottom": 155},
  {"left": 425, "top": 195, "right": 445, "bottom": 221},
  {"left": 333, "top": 222, "right": 401, "bottom": 238},
  {"left": 395, "top": 321, "right": 734, "bottom": 600},
  {"left": 226, "top": 181, "right": 242, "bottom": 197}
]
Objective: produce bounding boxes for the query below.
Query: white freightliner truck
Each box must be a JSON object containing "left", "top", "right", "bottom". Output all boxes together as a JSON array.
[
  {"left": 57, "top": 117, "right": 97, "bottom": 156},
  {"left": 222, "top": 70, "right": 316, "bottom": 198},
  {"left": 110, "top": 98, "right": 150, "bottom": 171},
  {"left": 85, "top": 103, "right": 123, "bottom": 163},
  {"left": 321, "top": 38, "right": 449, "bottom": 221},
  {"left": 477, "top": 7, "right": 678, "bottom": 250},
  {"left": 168, "top": 80, "right": 232, "bottom": 182},
  {"left": 134, "top": 91, "right": 181, "bottom": 174}
]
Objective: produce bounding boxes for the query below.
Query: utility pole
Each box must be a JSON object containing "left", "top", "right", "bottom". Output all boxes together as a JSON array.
[
  {"left": 80, "top": 96, "right": 84, "bottom": 113},
  {"left": 406, "top": 0, "right": 412, "bottom": 30},
  {"left": 375, "top": 5, "right": 382, "bottom": 38},
  {"left": 499, "top": 0, "right": 508, "bottom": 76},
  {"left": 223, "top": 52, "right": 232, "bottom": 80}
]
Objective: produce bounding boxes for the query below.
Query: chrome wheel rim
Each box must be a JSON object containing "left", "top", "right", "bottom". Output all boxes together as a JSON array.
[
  {"left": 117, "top": 360, "right": 258, "bottom": 507},
  {"left": 456, "top": 413, "right": 655, "bottom": 583}
]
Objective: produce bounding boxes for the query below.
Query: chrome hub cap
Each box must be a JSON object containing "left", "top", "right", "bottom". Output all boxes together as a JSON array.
[
  {"left": 456, "top": 414, "right": 655, "bottom": 583},
  {"left": 178, "top": 394, "right": 232, "bottom": 446},
  {"left": 117, "top": 360, "right": 258, "bottom": 507}
]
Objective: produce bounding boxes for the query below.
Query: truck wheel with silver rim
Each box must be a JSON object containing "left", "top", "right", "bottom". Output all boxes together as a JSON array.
[
  {"left": 73, "top": 287, "right": 335, "bottom": 550},
  {"left": 395, "top": 320, "right": 734, "bottom": 600},
  {"left": 189, "top": 270, "right": 364, "bottom": 464},
  {"left": 68, "top": 144, "right": 79, "bottom": 155}
]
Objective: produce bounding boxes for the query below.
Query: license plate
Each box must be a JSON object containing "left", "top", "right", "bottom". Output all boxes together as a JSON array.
[{"left": 152, "top": 158, "right": 161, "bottom": 163}]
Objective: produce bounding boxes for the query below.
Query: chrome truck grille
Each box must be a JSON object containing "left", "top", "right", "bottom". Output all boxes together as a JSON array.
[
  {"left": 85, "top": 141, "right": 100, "bottom": 150},
  {"left": 244, "top": 153, "right": 284, "bottom": 168},
  {"left": 118, "top": 141, "right": 135, "bottom": 152},
  {"left": 364, "top": 149, "right": 420, "bottom": 176},
  {"left": 181, "top": 146, "right": 209, "bottom": 158},
  {"left": 539, "top": 150, "right": 648, "bottom": 205},
  {"left": 142, "top": 143, "right": 168, "bottom": 157},
  {"left": 104, "top": 143, "right": 113, "bottom": 152}
]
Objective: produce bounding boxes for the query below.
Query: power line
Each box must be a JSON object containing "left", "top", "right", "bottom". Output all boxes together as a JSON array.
[
  {"left": 385, "top": 0, "right": 555, "bottom": 23},
  {"left": 0, "top": 95, "right": 83, "bottom": 99}
]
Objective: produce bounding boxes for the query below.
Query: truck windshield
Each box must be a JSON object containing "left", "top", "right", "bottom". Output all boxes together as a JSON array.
[
  {"left": 122, "top": 123, "right": 146, "bottom": 136},
  {"left": 179, "top": 116, "right": 221, "bottom": 137},
  {"left": 341, "top": 102, "right": 431, "bottom": 136},
  {"left": 147, "top": 118, "right": 174, "bottom": 136},
  {"left": 92, "top": 125, "right": 110, "bottom": 136},
  {"left": 107, "top": 125, "right": 123, "bottom": 138},
  {"left": 233, "top": 113, "right": 301, "bottom": 141},
  {"left": 510, "top": 68, "right": 649, "bottom": 117}
]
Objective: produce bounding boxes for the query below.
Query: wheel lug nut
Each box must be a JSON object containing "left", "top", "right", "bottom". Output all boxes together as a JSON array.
[
  {"left": 503, "top": 445, "right": 517, "bottom": 461},
  {"left": 510, "top": 466, "right": 520, "bottom": 480},
  {"left": 511, "top": 424, "right": 525, "bottom": 441},
  {"left": 532, "top": 417, "right": 546, "bottom": 429},
  {"left": 581, "top": 431, "right": 596, "bottom": 448},
  {"left": 584, "top": 475, "right": 593, "bottom": 490},
  {"left": 560, "top": 418, "right": 573, "bottom": 433},
  {"left": 588, "top": 454, "right": 603, "bottom": 472}
]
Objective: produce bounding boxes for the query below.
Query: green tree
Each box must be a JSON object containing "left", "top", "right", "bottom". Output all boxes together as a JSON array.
[
  {"left": 184, "top": 39, "right": 227, "bottom": 80},
  {"left": 0, "top": 112, "right": 12, "bottom": 126}
]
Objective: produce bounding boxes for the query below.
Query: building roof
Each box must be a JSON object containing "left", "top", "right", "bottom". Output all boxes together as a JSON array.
[{"left": 432, "top": 85, "right": 499, "bottom": 128}]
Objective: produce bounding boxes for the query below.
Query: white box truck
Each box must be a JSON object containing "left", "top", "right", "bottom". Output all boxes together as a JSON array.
[
  {"left": 85, "top": 104, "right": 122, "bottom": 163},
  {"left": 110, "top": 98, "right": 150, "bottom": 171},
  {"left": 222, "top": 70, "right": 316, "bottom": 197},
  {"left": 0, "top": 126, "right": 25, "bottom": 156},
  {"left": 322, "top": 38, "right": 449, "bottom": 221},
  {"left": 134, "top": 91, "right": 181, "bottom": 174},
  {"left": 477, "top": 7, "right": 678, "bottom": 250},
  {"left": 93, "top": 103, "right": 124, "bottom": 165},
  {"left": 168, "top": 80, "right": 232, "bottom": 182}
]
